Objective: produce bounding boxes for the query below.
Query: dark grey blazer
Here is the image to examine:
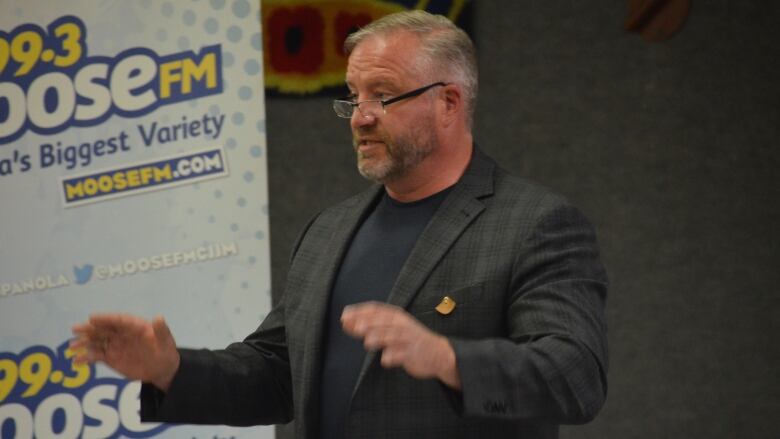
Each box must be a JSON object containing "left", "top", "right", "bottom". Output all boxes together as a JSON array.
[{"left": 142, "top": 147, "right": 608, "bottom": 439}]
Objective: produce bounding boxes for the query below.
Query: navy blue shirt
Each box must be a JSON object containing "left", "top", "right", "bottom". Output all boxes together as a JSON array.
[{"left": 318, "top": 186, "right": 453, "bottom": 439}]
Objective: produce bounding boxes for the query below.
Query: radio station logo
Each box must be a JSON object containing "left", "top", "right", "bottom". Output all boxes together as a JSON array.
[
  {"left": 0, "top": 341, "right": 168, "bottom": 438},
  {"left": 0, "top": 15, "right": 223, "bottom": 145},
  {"left": 61, "top": 146, "right": 228, "bottom": 207}
]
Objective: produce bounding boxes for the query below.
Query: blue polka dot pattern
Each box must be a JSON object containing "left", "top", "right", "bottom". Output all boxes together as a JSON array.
[
  {"left": 232, "top": 0, "right": 251, "bottom": 18},
  {"left": 227, "top": 25, "right": 242, "bottom": 42},
  {"left": 223, "top": 51, "right": 235, "bottom": 67},
  {"left": 177, "top": 36, "right": 190, "bottom": 50},
  {"left": 161, "top": 2, "right": 174, "bottom": 18},
  {"left": 250, "top": 32, "right": 262, "bottom": 51},
  {"left": 142, "top": 0, "right": 269, "bottom": 317},
  {"left": 239, "top": 86, "right": 252, "bottom": 100},
  {"left": 183, "top": 10, "right": 196, "bottom": 26},
  {"left": 210, "top": 0, "right": 226, "bottom": 10},
  {"left": 244, "top": 59, "right": 260, "bottom": 75},
  {"left": 204, "top": 17, "right": 219, "bottom": 34}
]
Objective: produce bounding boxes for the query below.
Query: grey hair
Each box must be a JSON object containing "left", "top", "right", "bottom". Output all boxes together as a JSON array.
[{"left": 344, "top": 10, "right": 478, "bottom": 128}]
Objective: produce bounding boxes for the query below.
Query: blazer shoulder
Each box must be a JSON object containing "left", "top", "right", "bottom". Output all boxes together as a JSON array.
[
  {"left": 289, "top": 210, "right": 322, "bottom": 262},
  {"left": 492, "top": 167, "right": 573, "bottom": 212},
  {"left": 289, "top": 184, "right": 381, "bottom": 261}
]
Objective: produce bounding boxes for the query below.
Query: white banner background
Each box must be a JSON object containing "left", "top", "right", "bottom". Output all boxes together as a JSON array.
[{"left": 0, "top": 0, "right": 272, "bottom": 437}]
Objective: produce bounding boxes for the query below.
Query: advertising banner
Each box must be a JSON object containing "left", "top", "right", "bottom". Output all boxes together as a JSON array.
[{"left": 0, "top": 1, "right": 272, "bottom": 438}]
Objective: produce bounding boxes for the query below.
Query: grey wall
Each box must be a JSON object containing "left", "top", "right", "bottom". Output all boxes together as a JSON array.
[{"left": 265, "top": 2, "right": 779, "bottom": 438}]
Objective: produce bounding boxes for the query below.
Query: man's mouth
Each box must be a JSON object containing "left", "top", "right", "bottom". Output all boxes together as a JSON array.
[{"left": 356, "top": 139, "right": 384, "bottom": 151}]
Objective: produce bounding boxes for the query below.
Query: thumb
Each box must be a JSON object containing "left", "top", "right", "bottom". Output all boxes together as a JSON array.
[
  {"left": 152, "top": 315, "right": 175, "bottom": 347},
  {"left": 149, "top": 316, "right": 180, "bottom": 391}
]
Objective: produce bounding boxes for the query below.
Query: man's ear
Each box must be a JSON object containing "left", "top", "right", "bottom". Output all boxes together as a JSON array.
[{"left": 439, "top": 84, "right": 463, "bottom": 127}]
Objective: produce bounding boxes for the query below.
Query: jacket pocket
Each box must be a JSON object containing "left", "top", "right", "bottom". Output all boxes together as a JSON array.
[{"left": 410, "top": 283, "right": 504, "bottom": 338}]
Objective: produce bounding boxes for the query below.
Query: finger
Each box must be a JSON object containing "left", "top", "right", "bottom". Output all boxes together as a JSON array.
[
  {"left": 380, "top": 347, "right": 405, "bottom": 368},
  {"left": 342, "top": 303, "right": 405, "bottom": 336},
  {"left": 87, "top": 313, "right": 124, "bottom": 329},
  {"left": 70, "top": 329, "right": 106, "bottom": 352},
  {"left": 84, "top": 338, "right": 107, "bottom": 355},
  {"left": 363, "top": 325, "right": 409, "bottom": 351},
  {"left": 341, "top": 303, "right": 374, "bottom": 333},
  {"left": 72, "top": 353, "right": 90, "bottom": 365},
  {"left": 68, "top": 339, "right": 91, "bottom": 364},
  {"left": 70, "top": 323, "right": 112, "bottom": 365},
  {"left": 345, "top": 315, "right": 414, "bottom": 344},
  {"left": 342, "top": 301, "right": 400, "bottom": 319},
  {"left": 344, "top": 317, "right": 402, "bottom": 339},
  {"left": 85, "top": 348, "right": 107, "bottom": 364},
  {"left": 68, "top": 340, "right": 88, "bottom": 364},
  {"left": 70, "top": 338, "right": 107, "bottom": 364},
  {"left": 69, "top": 337, "right": 89, "bottom": 351},
  {"left": 70, "top": 325, "right": 110, "bottom": 349},
  {"left": 363, "top": 330, "right": 383, "bottom": 350},
  {"left": 71, "top": 322, "right": 94, "bottom": 335},
  {"left": 88, "top": 313, "right": 145, "bottom": 335},
  {"left": 342, "top": 301, "right": 382, "bottom": 317},
  {"left": 77, "top": 328, "right": 113, "bottom": 352},
  {"left": 341, "top": 301, "right": 396, "bottom": 326},
  {"left": 72, "top": 323, "right": 107, "bottom": 343},
  {"left": 152, "top": 315, "right": 174, "bottom": 346}
]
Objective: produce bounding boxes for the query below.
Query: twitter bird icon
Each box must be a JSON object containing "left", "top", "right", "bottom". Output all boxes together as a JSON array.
[{"left": 74, "top": 264, "right": 94, "bottom": 285}]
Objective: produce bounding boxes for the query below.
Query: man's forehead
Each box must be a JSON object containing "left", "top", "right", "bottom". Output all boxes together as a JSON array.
[
  {"left": 349, "top": 31, "right": 420, "bottom": 57},
  {"left": 345, "top": 32, "right": 422, "bottom": 83}
]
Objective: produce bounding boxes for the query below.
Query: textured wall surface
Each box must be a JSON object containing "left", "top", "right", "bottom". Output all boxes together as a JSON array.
[{"left": 265, "top": 2, "right": 779, "bottom": 438}]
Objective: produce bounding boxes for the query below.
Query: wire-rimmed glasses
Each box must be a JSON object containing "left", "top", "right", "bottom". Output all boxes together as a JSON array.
[{"left": 333, "top": 82, "right": 448, "bottom": 119}]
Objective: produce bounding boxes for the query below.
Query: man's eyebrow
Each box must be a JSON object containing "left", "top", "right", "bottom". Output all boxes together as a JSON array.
[
  {"left": 345, "top": 77, "right": 398, "bottom": 90},
  {"left": 369, "top": 78, "right": 398, "bottom": 90}
]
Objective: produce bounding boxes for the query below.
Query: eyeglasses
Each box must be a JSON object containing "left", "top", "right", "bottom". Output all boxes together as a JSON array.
[{"left": 333, "top": 82, "right": 448, "bottom": 119}]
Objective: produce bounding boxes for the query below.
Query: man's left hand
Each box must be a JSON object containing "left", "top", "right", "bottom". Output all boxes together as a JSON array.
[{"left": 341, "top": 301, "right": 461, "bottom": 390}]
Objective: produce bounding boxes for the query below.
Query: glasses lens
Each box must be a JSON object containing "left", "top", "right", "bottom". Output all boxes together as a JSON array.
[
  {"left": 333, "top": 100, "right": 353, "bottom": 118},
  {"left": 359, "top": 101, "right": 383, "bottom": 118}
]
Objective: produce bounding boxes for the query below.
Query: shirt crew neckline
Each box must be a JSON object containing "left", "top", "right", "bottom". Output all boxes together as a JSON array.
[{"left": 383, "top": 183, "right": 457, "bottom": 208}]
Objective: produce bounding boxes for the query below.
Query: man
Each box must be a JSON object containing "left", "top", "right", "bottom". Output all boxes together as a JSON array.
[{"left": 71, "top": 10, "right": 608, "bottom": 439}]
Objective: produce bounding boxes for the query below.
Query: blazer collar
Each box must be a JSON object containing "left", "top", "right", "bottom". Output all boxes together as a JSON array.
[
  {"left": 386, "top": 145, "right": 495, "bottom": 309},
  {"left": 454, "top": 144, "right": 496, "bottom": 200}
]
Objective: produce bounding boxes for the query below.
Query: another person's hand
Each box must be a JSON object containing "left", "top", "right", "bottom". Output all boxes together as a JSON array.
[
  {"left": 341, "top": 302, "right": 461, "bottom": 390},
  {"left": 70, "top": 314, "right": 180, "bottom": 392}
]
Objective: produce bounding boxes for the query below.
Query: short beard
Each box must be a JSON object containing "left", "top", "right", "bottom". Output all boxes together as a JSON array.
[{"left": 353, "top": 119, "right": 436, "bottom": 183}]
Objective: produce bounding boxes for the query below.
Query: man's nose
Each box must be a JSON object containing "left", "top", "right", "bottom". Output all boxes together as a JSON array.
[{"left": 350, "top": 107, "right": 377, "bottom": 130}]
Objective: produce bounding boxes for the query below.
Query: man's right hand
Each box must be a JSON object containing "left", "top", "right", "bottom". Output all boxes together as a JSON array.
[{"left": 70, "top": 314, "right": 180, "bottom": 392}]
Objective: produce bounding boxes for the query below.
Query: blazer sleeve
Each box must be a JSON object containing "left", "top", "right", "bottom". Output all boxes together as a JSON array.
[
  {"left": 139, "top": 210, "right": 328, "bottom": 425},
  {"left": 140, "top": 299, "right": 294, "bottom": 426},
  {"left": 449, "top": 196, "right": 608, "bottom": 424}
]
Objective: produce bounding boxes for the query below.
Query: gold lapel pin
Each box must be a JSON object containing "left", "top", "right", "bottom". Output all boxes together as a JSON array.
[{"left": 435, "top": 296, "right": 456, "bottom": 315}]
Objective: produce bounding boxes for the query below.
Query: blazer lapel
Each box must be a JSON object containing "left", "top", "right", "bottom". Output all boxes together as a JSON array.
[
  {"left": 350, "top": 147, "right": 496, "bottom": 399},
  {"left": 299, "top": 184, "right": 383, "bottom": 438}
]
